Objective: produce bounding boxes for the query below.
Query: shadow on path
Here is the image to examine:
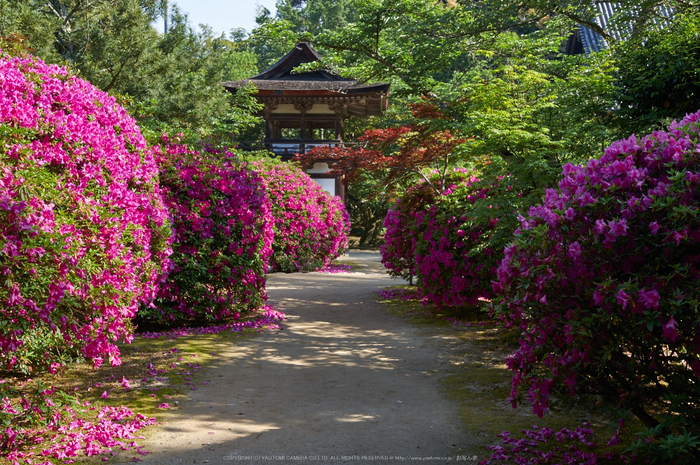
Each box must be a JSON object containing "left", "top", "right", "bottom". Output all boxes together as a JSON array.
[{"left": 138, "top": 254, "right": 468, "bottom": 465}]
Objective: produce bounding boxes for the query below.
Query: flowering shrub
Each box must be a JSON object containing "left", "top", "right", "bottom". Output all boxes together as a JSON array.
[
  {"left": 146, "top": 139, "right": 273, "bottom": 323},
  {"left": 412, "top": 178, "right": 501, "bottom": 308},
  {"left": 252, "top": 159, "right": 350, "bottom": 272},
  {"left": 381, "top": 182, "right": 437, "bottom": 282},
  {"left": 381, "top": 169, "right": 511, "bottom": 310},
  {"left": 491, "top": 110, "right": 700, "bottom": 461},
  {"left": 0, "top": 53, "right": 172, "bottom": 373}
]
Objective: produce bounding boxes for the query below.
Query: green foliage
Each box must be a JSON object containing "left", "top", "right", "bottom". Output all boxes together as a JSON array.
[
  {"left": 129, "top": 18, "right": 260, "bottom": 145},
  {"left": 247, "top": 17, "right": 302, "bottom": 70},
  {"left": 313, "top": 0, "right": 478, "bottom": 96},
  {"left": 446, "top": 27, "right": 614, "bottom": 166},
  {"left": 0, "top": 0, "right": 261, "bottom": 145},
  {"left": 628, "top": 425, "right": 700, "bottom": 465},
  {"left": 74, "top": 0, "right": 159, "bottom": 93},
  {"left": 610, "top": 13, "right": 700, "bottom": 135},
  {"left": 274, "top": 0, "right": 355, "bottom": 35},
  {"left": 247, "top": 0, "right": 356, "bottom": 70},
  {"left": 346, "top": 172, "right": 391, "bottom": 246}
]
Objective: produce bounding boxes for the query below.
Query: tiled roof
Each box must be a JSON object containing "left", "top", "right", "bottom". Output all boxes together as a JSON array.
[
  {"left": 578, "top": 2, "right": 674, "bottom": 54},
  {"left": 222, "top": 42, "right": 390, "bottom": 99}
]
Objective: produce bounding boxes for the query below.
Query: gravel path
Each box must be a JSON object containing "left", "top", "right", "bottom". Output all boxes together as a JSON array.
[{"left": 139, "top": 252, "right": 472, "bottom": 465}]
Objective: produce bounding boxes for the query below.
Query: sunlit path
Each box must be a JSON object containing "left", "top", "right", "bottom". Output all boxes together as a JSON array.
[{"left": 139, "top": 252, "right": 465, "bottom": 465}]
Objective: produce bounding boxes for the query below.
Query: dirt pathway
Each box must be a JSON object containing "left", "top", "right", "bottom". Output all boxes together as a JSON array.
[{"left": 139, "top": 252, "right": 474, "bottom": 465}]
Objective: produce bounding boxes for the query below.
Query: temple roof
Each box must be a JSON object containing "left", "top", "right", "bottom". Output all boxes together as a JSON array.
[
  {"left": 251, "top": 41, "right": 349, "bottom": 82},
  {"left": 572, "top": 2, "right": 674, "bottom": 54},
  {"left": 222, "top": 42, "right": 390, "bottom": 116}
]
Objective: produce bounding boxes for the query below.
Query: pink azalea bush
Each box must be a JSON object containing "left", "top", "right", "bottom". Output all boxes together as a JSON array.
[
  {"left": 381, "top": 170, "right": 508, "bottom": 309},
  {"left": 145, "top": 138, "right": 273, "bottom": 323},
  {"left": 0, "top": 52, "right": 172, "bottom": 373},
  {"left": 252, "top": 159, "right": 350, "bottom": 272},
  {"left": 381, "top": 182, "right": 437, "bottom": 282},
  {"left": 412, "top": 178, "right": 498, "bottom": 308},
  {"left": 491, "top": 110, "right": 700, "bottom": 462}
]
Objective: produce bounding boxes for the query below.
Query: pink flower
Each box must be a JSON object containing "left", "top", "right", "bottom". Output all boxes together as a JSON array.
[
  {"left": 608, "top": 219, "right": 628, "bottom": 238},
  {"left": 594, "top": 219, "right": 607, "bottom": 235},
  {"left": 593, "top": 290, "right": 605, "bottom": 306},
  {"left": 100, "top": 391, "right": 110, "bottom": 399},
  {"left": 567, "top": 241, "right": 582, "bottom": 261},
  {"left": 638, "top": 289, "right": 660, "bottom": 310},
  {"left": 649, "top": 221, "right": 660, "bottom": 235},
  {"left": 156, "top": 403, "right": 171, "bottom": 409},
  {"left": 671, "top": 230, "right": 684, "bottom": 245},
  {"left": 48, "top": 362, "right": 62, "bottom": 374},
  {"left": 662, "top": 317, "right": 679, "bottom": 342},
  {"left": 616, "top": 289, "right": 630, "bottom": 310}
]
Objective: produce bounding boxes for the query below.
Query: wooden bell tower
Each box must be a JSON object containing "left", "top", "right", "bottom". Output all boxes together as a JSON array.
[{"left": 223, "top": 42, "right": 390, "bottom": 200}]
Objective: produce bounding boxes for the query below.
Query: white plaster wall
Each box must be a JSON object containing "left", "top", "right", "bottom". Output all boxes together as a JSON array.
[
  {"left": 313, "top": 177, "right": 336, "bottom": 196},
  {"left": 306, "top": 163, "right": 331, "bottom": 173}
]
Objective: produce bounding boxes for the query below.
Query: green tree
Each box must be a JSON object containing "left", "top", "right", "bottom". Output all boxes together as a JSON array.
[
  {"left": 247, "top": 15, "right": 300, "bottom": 70},
  {"left": 0, "top": 0, "right": 55, "bottom": 58},
  {"left": 78, "top": 0, "right": 161, "bottom": 92},
  {"left": 345, "top": 172, "right": 392, "bottom": 246},
  {"left": 311, "top": 0, "right": 478, "bottom": 96},
  {"left": 129, "top": 5, "right": 259, "bottom": 145},
  {"left": 274, "top": 0, "right": 355, "bottom": 35},
  {"left": 247, "top": 0, "right": 357, "bottom": 70},
  {"left": 610, "top": 13, "right": 700, "bottom": 135},
  {"left": 0, "top": 0, "right": 260, "bottom": 146}
]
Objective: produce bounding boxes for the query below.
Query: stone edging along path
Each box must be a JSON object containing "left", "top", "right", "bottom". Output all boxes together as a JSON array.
[{"left": 137, "top": 252, "right": 480, "bottom": 465}]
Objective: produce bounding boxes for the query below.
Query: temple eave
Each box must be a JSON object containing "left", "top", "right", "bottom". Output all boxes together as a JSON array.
[{"left": 224, "top": 42, "right": 391, "bottom": 200}]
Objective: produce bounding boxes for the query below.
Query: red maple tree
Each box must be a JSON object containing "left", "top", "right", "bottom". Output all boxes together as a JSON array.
[{"left": 293, "top": 102, "right": 467, "bottom": 195}]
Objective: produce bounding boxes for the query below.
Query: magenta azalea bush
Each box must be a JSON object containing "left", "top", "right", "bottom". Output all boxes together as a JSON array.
[
  {"left": 0, "top": 53, "right": 172, "bottom": 373},
  {"left": 146, "top": 138, "right": 273, "bottom": 323},
  {"left": 491, "top": 110, "right": 700, "bottom": 461},
  {"left": 252, "top": 160, "right": 349, "bottom": 272},
  {"left": 381, "top": 182, "right": 437, "bottom": 282},
  {"left": 381, "top": 170, "right": 507, "bottom": 309},
  {"left": 412, "top": 178, "right": 499, "bottom": 308}
]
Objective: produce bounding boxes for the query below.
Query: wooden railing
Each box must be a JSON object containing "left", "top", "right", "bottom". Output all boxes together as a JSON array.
[{"left": 237, "top": 140, "right": 364, "bottom": 157}]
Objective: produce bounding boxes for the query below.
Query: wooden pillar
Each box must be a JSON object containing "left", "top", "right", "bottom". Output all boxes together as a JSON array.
[
  {"left": 273, "top": 120, "right": 281, "bottom": 139},
  {"left": 333, "top": 104, "right": 347, "bottom": 142},
  {"left": 335, "top": 118, "right": 345, "bottom": 142},
  {"left": 295, "top": 101, "right": 311, "bottom": 142},
  {"left": 264, "top": 106, "right": 273, "bottom": 140}
]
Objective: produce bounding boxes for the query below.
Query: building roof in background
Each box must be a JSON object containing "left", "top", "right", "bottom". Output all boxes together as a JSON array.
[
  {"left": 223, "top": 42, "right": 389, "bottom": 92},
  {"left": 222, "top": 42, "right": 390, "bottom": 117},
  {"left": 576, "top": 2, "right": 674, "bottom": 54}
]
